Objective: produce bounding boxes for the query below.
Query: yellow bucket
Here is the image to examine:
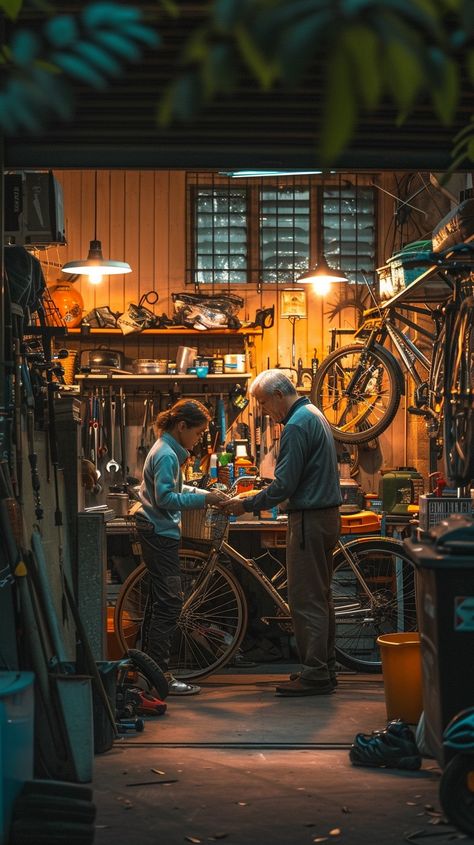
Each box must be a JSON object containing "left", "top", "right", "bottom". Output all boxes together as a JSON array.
[{"left": 377, "top": 632, "right": 423, "bottom": 725}]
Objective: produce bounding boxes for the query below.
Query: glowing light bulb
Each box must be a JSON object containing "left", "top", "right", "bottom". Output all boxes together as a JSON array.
[
  {"left": 87, "top": 268, "right": 104, "bottom": 285},
  {"left": 312, "top": 278, "right": 331, "bottom": 296}
]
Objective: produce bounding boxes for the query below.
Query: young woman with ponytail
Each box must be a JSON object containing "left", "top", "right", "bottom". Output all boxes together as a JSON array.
[{"left": 136, "top": 399, "right": 228, "bottom": 695}]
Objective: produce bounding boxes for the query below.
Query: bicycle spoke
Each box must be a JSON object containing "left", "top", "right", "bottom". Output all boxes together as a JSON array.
[
  {"left": 333, "top": 539, "right": 417, "bottom": 672},
  {"left": 313, "top": 344, "right": 400, "bottom": 442}
]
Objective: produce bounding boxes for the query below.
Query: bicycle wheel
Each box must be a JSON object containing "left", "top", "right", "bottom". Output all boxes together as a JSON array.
[
  {"left": 126, "top": 649, "right": 169, "bottom": 700},
  {"left": 114, "top": 550, "right": 248, "bottom": 681},
  {"left": 439, "top": 754, "right": 474, "bottom": 836},
  {"left": 443, "top": 297, "right": 474, "bottom": 485},
  {"left": 312, "top": 344, "right": 401, "bottom": 443},
  {"left": 332, "top": 537, "right": 417, "bottom": 673}
]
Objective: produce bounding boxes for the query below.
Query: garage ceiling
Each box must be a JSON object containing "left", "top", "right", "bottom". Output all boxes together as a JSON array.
[{"left": 4, "top": 2, "right": 473, "bottom": 171}]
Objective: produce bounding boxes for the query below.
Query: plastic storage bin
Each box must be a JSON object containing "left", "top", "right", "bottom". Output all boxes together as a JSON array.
[
  {"left": 0, "top": 671, "right": 34, "bottom": 845},
  {"left": 405, "top": 522, "right": 474, "bottom": 766},
  {"left": 377, "top": 633, "right": 423, "bottom": 725}
]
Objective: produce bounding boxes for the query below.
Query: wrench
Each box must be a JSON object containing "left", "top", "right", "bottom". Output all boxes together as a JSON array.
[
  {"left": 92, "top": 395, "right": 101, "bottom": 479},
  {"left": 106, "top": 397, "right": 120, "bottom": 474}
]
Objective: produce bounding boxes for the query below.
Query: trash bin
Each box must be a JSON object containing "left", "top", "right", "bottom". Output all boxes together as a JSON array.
[
  {"left": 0, "top": 671, "right": 34, "bottom": 845},
  {"left": 404, "top": 515, "right": 474, "bottom": 766},
  {"left": 377, "top": 633, "right": 423, "bottom": 725}
]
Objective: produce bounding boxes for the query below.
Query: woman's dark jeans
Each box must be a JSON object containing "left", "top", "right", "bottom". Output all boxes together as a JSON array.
[{"left": 136, "top": 520, "right": 182, "bottom": 673}]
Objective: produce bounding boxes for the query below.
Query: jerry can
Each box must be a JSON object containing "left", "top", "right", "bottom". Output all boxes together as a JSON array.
[{"left": 379, "top": 466, "right": 424, "bottom": 514}]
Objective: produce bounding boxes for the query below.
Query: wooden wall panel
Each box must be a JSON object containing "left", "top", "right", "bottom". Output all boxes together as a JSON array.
[{"left": 52, "top": 168, "right": 432, "bottom": 489}]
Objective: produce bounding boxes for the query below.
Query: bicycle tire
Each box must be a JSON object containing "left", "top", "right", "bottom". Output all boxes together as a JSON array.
[
  {"left": 312, "top": 343, "right": 401, "bottom": 443},
  {"left": 332, "top": 537, "right": 417, "bottom": 673},
  {"left": 126, "top": 649, "right": 169, "bottom": 700},
  {"left": 443, "top": 296, "right": 474, "bottom": 485},
  {"left": 114, "top": 549, "right": 248, "bottom": 681},
  {"left": 439, "top": 753, "right": 474, "bottom": 836}
]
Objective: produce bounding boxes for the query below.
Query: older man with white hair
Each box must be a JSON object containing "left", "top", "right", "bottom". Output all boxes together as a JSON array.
[{"left": 222, "top": 369, "right": 342, "bottom": 696}]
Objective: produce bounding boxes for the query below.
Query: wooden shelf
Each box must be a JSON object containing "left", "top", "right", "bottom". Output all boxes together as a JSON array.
[
  {"left": 75, "top": 373, "right": 251, "bottom": 383},
  {"left": 67, "top": 327, "right": 262, "bottom": 337}
]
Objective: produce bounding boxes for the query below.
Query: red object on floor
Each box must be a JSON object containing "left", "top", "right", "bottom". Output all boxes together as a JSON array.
[{"left": 132, "top": 689, "right": 167, "bottom": 716}]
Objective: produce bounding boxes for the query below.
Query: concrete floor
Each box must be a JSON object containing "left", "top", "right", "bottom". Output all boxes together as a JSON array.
[{"left": 92, "top": 670, "right": 472, "bottom": 845}]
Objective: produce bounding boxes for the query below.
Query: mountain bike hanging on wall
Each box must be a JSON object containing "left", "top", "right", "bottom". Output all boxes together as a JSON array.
[
  {"left": 114, "top": 501, "right": 417, "bottom": 682},
  {"left": 311, "top": 243, "right": 474, "bottom": 485}
]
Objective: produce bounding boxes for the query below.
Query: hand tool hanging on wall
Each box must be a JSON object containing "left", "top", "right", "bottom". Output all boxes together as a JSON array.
[
  {"left": 98, "top": 391, "right": 108, "bottom": 460},
  {"left": 119, "top": 388, "right": 128, "bottom": 483},
  {"left": 137, "top": 398, "right": 149, "bottom": 471},
  {"left": 105, "top": 393, "right": 120, "bottom": 476},
  {"left": 91, "top": 395, "right": 101, "bottom": 480},
  {"left": 21, "top": 361, "right": 43, "bottom": 521}
]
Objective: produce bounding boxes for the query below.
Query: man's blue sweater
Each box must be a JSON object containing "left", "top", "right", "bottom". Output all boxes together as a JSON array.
[{"left": 244, "top": 398, "right": 342, "bottom": 514}]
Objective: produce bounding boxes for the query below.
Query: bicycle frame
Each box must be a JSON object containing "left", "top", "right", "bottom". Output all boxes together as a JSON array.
[
  {"left": 353, "top": 304, "right": 435, "bottom": 392},
  {"left": 187, "top": 534, "right": 381, "bottom": 624}
]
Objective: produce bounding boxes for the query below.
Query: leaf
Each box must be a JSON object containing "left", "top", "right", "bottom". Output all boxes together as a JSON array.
[
  {"left": 467, "top": 48, "right": 474, "bottom": 84},
  {"left": 383, "top": 40, "right": 423, "bottom": 113},
  {"left": 74, "top": 40, "right": 122, "bottom": 76},
  {"left": 0, "top": 0, "right": 23, "bottom": 21},
  {"left": 92, "top": 30, "right": 141, "bottom": 61},
  {"left": 213, "top": 0, "right": 246, "bottom": 30},
  {"left": 51, "top": 50, "right": 107, "bottom": 88},
  {"left": 320, "top": 47, "right": 357, "bottom": 164},
  {"left": 234, "top": 24, "right": 277, "bottom": 89},
  {"left": 115, "top": 22, "right": 161, "bottom": 49},
  {"left": 82, "top": 3, "right": 144, "bottom": 28},
  {"left": 158, "top": 73, "right": 203, "bottom": 124},
  {"left": 10, "top": 29, "right": 40, "bottom": 66},
  {"left": 201, "top": 44, "right": 237, "bottom": 99},
  {"left": 279, "top": 11, "right": 332, "bottom": 84},
  {"left": 157, "top": 0, "right": 179, "bottom": 17},
  {"left": 342, "top": 25, "right": 381, "bottom": 110},
  {"left": 430, "top": 55, "right": 459, "bottom": 124},
  {"left": 44, "top": 14, "right": 78, "bottom": 49}
]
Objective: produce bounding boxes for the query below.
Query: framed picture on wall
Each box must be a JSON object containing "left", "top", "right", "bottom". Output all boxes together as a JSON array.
[{"left": 280, "top": 288, "right": 307, "bottom": 319}]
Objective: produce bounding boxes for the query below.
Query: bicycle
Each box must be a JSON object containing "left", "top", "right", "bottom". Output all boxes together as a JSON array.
[
  {"left": 113, "top": 495, "right": 417, "bottom": 682},
  {"left": 311, "top": 243, "right": 474, "bottom": 484}
]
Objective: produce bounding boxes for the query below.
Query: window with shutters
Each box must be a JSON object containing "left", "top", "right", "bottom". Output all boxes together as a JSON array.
[
  {"left": 187, "top": 175, "right": 376, "bottom": 286},
  {"left": 191, "top": 187, "right": 248, "bottom": 284},
  {"left": 322, "top": 186, "right": 376, "bottom": 284}
]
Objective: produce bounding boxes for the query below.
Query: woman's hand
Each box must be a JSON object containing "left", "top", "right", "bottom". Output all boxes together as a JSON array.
[{"left": 206, "top": 489, "right": 230, "bottom": 506}]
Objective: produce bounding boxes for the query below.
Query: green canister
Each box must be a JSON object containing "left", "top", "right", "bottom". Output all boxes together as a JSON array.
[{"left": 379, "top": 466, "right": 424, "bottom": 514}]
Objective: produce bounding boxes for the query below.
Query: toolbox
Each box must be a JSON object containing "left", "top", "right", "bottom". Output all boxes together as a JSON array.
[{"left": 340, "top": 510, "right": 381, "bottom": 534}]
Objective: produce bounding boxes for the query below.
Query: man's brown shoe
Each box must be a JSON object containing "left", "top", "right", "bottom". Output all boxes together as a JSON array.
[
  {"left": 275, "top": 677, "right": 334, "bottom": 696},
  {"left": 289, "top": 672, "right": 338, "bottom": 689}
]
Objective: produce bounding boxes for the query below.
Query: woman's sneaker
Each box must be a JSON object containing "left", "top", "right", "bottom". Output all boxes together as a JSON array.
[{"left": 166, "top": 675, "right": 201, "bottom": 696}]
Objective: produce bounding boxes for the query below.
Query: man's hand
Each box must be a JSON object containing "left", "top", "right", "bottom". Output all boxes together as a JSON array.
[
  {"left": 220, "top": 496, "right": 246, "bottom": 516},
  {"left": 206, "top": 489, "right": 230, "bottom": 506}
]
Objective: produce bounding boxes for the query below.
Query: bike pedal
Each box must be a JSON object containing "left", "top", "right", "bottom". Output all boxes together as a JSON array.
[{"left": 407, "top": 406, "right": 429, "bottom": 417}]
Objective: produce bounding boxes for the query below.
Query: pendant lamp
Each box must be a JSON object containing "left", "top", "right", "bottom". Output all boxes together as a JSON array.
[{"left": 61, "top": 172, "right": 132, "bottom": 284}]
